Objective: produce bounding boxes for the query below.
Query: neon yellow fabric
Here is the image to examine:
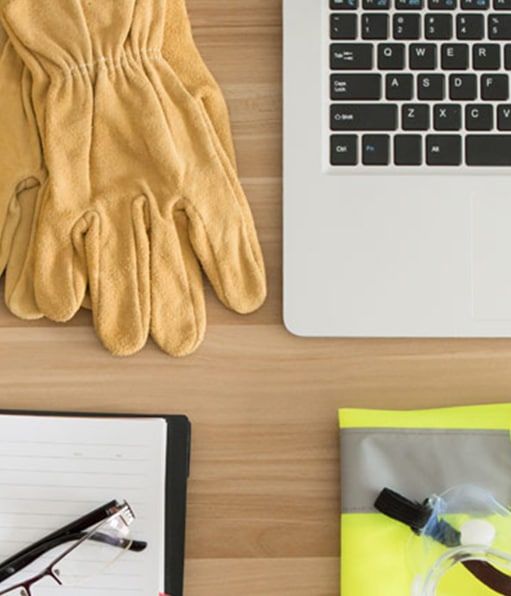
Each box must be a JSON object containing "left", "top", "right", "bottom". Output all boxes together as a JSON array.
[
  {"left": 0, "top": 0, "right": 266, "bottom": 356},
  {"left": 339, "top": 404, "right": 511, "bottom": 596}
]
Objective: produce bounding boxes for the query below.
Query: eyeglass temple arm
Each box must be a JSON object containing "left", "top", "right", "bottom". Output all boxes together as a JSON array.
[{"left": 0, "top": 501, "right": 146, "bottom": 582}]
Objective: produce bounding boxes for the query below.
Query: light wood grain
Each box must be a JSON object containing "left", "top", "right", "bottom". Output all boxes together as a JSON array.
[{"left": 2, "top": 1, "right": 511, "bottom": 595}]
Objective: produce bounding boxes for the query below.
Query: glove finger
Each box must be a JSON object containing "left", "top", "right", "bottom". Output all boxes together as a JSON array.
[
  {"left": 3, "top": 179, "right": 42, "bottom": 319},
  {"left": 33, "top": 182, "right": 88, "bottom": 322},
  {"left": 183, "top": 155, "right": 266, "bottom": 315},
  {"left": 150, "top": 209, "right": 206, "bottom": 357},
  {"left": 162, "top": 0, "right": 238, "bottom": 168},
  {"left": 85, "top": 196, "right": 151, "bottom": 356}
]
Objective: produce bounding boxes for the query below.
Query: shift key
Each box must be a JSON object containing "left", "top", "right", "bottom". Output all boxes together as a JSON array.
[
  {"left": 330, "top": 43, "right": 373, "bottom": 69},
  {"left": 330, "top": 104, "right": 398, "bottom": 130}
]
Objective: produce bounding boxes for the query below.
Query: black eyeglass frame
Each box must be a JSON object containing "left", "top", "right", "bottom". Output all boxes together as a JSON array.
[{"left": 0, "top": 500, "right": 147, "bottom": 596}]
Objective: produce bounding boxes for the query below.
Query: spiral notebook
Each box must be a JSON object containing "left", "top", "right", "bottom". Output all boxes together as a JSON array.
[{"left": 0, "top": 410, "right": 190, "bottom": 596}]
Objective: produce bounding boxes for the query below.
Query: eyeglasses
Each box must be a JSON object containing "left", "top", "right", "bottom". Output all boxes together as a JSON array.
[{"left": 0, "top": 500, "right": 147, "bottom": 596}]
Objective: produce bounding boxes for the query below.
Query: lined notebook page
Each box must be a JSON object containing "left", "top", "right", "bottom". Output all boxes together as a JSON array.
[{"left": 0, "top": 414, "right": 167, "bottom": 596}]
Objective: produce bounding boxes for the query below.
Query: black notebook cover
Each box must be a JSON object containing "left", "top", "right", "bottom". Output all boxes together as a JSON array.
[{"left": 0, "top": 408, "right": 191, "bottom": 596}]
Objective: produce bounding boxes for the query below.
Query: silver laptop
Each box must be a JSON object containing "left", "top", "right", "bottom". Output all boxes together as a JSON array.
[{"left": 283, "top": 0, "right": 511, "bottom": 337}]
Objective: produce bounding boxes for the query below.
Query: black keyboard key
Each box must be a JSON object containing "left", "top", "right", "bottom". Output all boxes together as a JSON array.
[
  {"left": 331, "top": 74, "right": 382, "bottom": 99},
  {"left": 457, "top": 14, "right": 485, "bottom": 38},
  {"left": 442, "top": 43, "right": 469, "bottom": 68},
  {"left": 363, "top": 0, "right": 391, "bottom": 8},
  {"left": 331, "top": 135, "right": 358, "bottom": 165},
  {"left": 410, "top": 44, "right": 437, "bottom": 68},
  {"left": 378, "top": 43, "right": 406, "bottom": 69},
  {"left": 362, "top": 14, "right": 389, "bottom": 39},
  {"left": 429, "top": 0, "right": 457, "bottom": 8},
  {"left": 497, "top": 104, "right": 511, "bottom": 129},
  {"left": 386, "top": 74, "right": 414, "bottom": 99},
  {"left": 331, "top": 0, "right": 359, "bottom": 8},
  {"left": 466, "top": 104, "right": 494, "bottom": 129},
  {"left": 396, "top": 0, "right": 423, "bottom": 7},
  {"left": 473, "top": 44, "right": 501, "bottom": 69},
  {"left": 418, "top": 74, "right": 445, "bottom": 99},
  {"left": 427, "top": 135, "right": 462, "bottom": 164},
  {"left": 426, "top": 14, "right": 454, "bottom": 39},
  {"left": 489, "top": 14, "right": 511, "bottom": 39},
  {"left": 449, "top": 74, "right": 477, "bottom": 99},
  {"left": 505, "top": 44, "right": 511, "bottom": 68},
  {"left": 395, "top": 135, "right": 423, "bottom": 164},
  {"left": 466, "top": 135, "right": 511, "bottom": 164},
  {"left": 461, "top": 0, "right": 489, "bottom": 8},
  {"left": 394, "top": 13, "right": 421, "bottom": 38},
  {"left": 330, "top": 44, "right": 374, "bottom": 69},
  {"left": 402, "top": 103, "right": 431, "bottom": 129},
  {"left": 362, "top": 134, "right": 390, "bottom": 164},
  {"left": 494, "top": 0, "right": 511, "bottom": 8},
  {"left": 331, "top": 14, "right": 358, "bottom": 39},
  {"left": 434, "top": 103, "right": 462, "bottom": 129},
  {"left": 481, "top": 74, "right": 509, "bottom": 99},
  {"left": 330, "top": 104, "right": 398, "bottom": 130}
]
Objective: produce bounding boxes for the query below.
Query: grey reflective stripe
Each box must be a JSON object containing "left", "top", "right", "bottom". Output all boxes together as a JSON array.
[{"left": 340, "top": 427, "right": 511, "bottom": 513}]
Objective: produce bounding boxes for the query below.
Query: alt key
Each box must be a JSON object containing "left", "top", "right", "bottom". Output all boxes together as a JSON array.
[{"left": 331, "top": 135, "right": 358, "bottom": 165}]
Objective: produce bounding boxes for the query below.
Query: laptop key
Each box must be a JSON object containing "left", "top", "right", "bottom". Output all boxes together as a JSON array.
[
  {"left": 330, "top": 104, "right": 398, "bottom": 130},
  {"left": 362, "top": 14, "right": 389, "bottom": 39},
  {"left": 461, "top": 0, "right": 489, "bottom": 8},
  {"left": 378, "top": 43, "right": 406, "bottom": 68},
  {"left": 426, "top": 14, "right": 454, "bottom": 39},
  {"left": 449, "top": 73, "right": 477, "bottom": 99},
  {"left": 418, "top": 74, "right": 446, "bottom": 99},
  {"left": 489, "top": 14, "right": 511, "bottom": 39},
  {"left": 466, "top": 134, "right": 511, "bottom": 164},
  {"left": 362, "top": 134, "right": 390, "bottom": 164},
  {"left": 457, "top": 14, "right": 485, "bottom": 38},
  {"left": 494, "top": 0, "right": 511, "bottom": 8},
  {"left": 410, "top": 44, "right": 437, "bottom": 68},
  {"left": 330, "top": 0, "right": 359, "bottom": 8},
  {"left": 331, "top": 74, "right": 382, "bottom": 99},
  {"left": 481, "top": 74, "right": 509, "bottom": 99},
  {"left": 442, "top": 43, "right": 469, "bottom": 68},
  {"left": 473, "top": 43, "right": 501, "bottom": 69},
  {"left": 497, "top": 103, "right": 511, "bottom": 128},
  {"left": 465, "top": 104, "right": 494, "bottom": 129},
  {"left": 429, "top": 0, "right": 457, "bottom": 8},
  {"left": 402, "top": 103, "right": 431, "bottom": 129},
  {"left": 394, "top": 13, "right": 421, "bottom": 38},
  {"left": 426, "top": 135, "right": 462, "bottom": 164},
  {"left": 386, "top": 73, "right": 414, "bottom": 99},
  {"left": 394, "top": 135, "right": 423, "bottom": 164},
  {"left": 330, "top": 44, "right": 373, "bottom": 69},
  {"left": 330, "top": 135, "right": 358, "bottom": 165},
  {"left": 331, "top": 14, "right": 358, "bottom": 39},
  {"left": 434, "top": 103, "right": 462, "bottom": 129}
]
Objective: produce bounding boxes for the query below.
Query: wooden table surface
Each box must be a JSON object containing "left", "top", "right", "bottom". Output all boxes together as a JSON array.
[{"left": 3, "top": 1, "right": 511, "bottom": 594}]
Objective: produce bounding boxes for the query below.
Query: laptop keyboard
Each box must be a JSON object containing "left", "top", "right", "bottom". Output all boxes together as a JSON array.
[{"left": 329, "top": 0, "right": 511, "bottom": 165}]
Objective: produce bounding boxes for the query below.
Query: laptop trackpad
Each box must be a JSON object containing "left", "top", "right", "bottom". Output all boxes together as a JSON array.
[{"left": 473, "top": 195, "right": 511, "bottom": 320}]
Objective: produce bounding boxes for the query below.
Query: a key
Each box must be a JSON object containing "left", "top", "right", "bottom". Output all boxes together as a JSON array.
[
  {"left": 457, "top": 14, "right": 485, "bottom": 38},
  {"left": 387, "top": 74, "right": 414, "bottom": 99},
  {"left": 362, "top": 134, "right": 390, "bottom": 164},
  {"left": 330, "top": 135, "right": 358, "bottom": 165},
  {"left": 465, "top": 104, "right": 494, "bottom": 129},
  {"left": 426, "top": 135, "right": 462, "bottom": 165},
  {"left": 331, "top": 0, "right": 359, "bottom": 8},
  {"left": 410, "top": 44, "right": 437, "bottom": 69},
  {"left": 434, "top": 103, "right": 462, "bottom": 129},
  {"left": 331, "top": 74, "right": 382, "bottom": 99},
  {"left": 378, "top": 43, "right": 406, "bottom": 69},
  {"left": 442, "top": 43, "right": 469, "bottom": 68},
  {"left": 330, "top": 104, "right": 398, "bottom": 130},
  {"left": 473, "top": 44, "right": 501, "bottom": 69},
  {"left": 497, "top": 103, "right": 511, "bottom": 129},
  {"left": 331, "top": 14, "right": 358, "bottom": 39},
  {"left": 428, "top": 0, "right": 457, "bottom": 8},
  {"left": 449, "top": 74, "right": 477, "bottom": 99},
  {"left": 402, "top": 103, "right": 431, "bottom": 129},
  {"left": 362, "top": 13, "right": 389, "bottom": 39},
  {"left": 481, "top": 74, "right": 509, "bottom": 99},
  {"left": 425, "top": 14, "right": 453, "bottom": 39},
  {"left": 466, "top": 135, "right": 511, "bottom": 164},
  {"left": 489, "top": 14, "right": 511, "bottom": 39},
  {"left": 330, "top": 44, "right": 374, "bottom": 69},
  {"left": 418, "top": 74, "right": 445, "bottom": 99},
  {"left": 394, "top": 13, "right": 421, "bottom": 38},
  {"left": 394, "top": 135, "right": 423, "bottom": 164}
]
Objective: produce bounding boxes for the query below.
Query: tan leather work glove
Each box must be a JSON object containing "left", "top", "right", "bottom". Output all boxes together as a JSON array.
[{"left": 0, "top": 0, "right": 266, "bottom": 356}]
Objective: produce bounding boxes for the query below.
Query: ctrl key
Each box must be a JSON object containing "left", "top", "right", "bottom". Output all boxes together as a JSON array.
[{"left": 331, "top": 135, "right": 358, "bottom": 165}]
